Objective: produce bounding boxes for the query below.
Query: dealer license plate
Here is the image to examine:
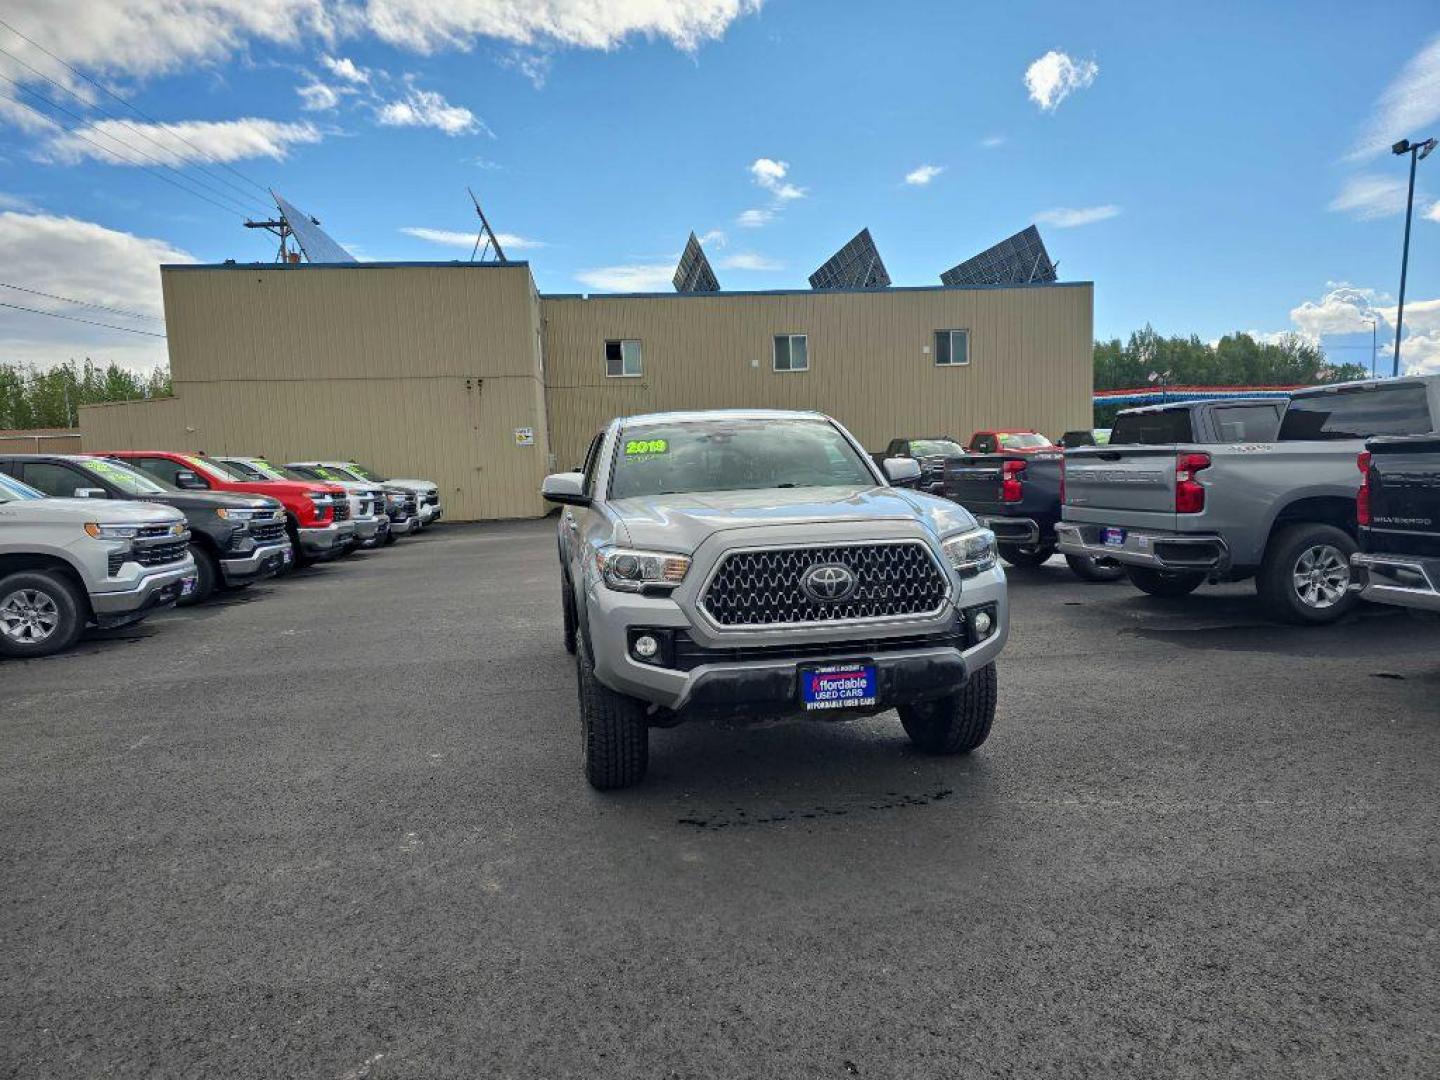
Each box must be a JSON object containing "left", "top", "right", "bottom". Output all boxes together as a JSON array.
[
  {"left": 801, "top": 663, "right": 878, "bottom": 711},
  {"left": 1102, "top": 527, "right": 1127, "bottom": 548},
  {"left": 282, "top": 548, "right": 294, "bottom": 565},
  {"left": 180, "top": 575, "right": 198, "bottom": 597}
]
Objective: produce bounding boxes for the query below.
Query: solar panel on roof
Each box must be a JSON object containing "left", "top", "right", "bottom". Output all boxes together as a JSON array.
[
  {"left": 940, "top": 225, "right": 1055, "bottom": 287},
  {"left": 271, "top": 191, "right": 357, "bottom": 264},
  {"left": 672, "top": 232, "right": 720, "bottom": 292},
  {"left": 808, "top": 228, "right": 890, "bottom": 290}
]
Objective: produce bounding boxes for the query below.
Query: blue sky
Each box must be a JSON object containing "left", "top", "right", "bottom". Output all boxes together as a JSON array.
[{"left": 2, "top": 0, "right": 1439, "bottom": 376}]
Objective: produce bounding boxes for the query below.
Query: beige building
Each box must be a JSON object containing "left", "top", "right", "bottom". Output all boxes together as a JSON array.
[{"left": 80, "top": 261, "right": 1093, "bottom": 521}]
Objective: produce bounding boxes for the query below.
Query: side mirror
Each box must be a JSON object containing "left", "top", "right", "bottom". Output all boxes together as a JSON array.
[
  {"left": 541, "top": 472, "right": 589, "bottom": 506},
  {"left": 73, "top": 487, "right": 109, "bottom": 499},
  {"left": 174, "top": 470, "right": 207, "bottom": 490},
  {"left": 883, "top": 457, "right": 922, "bottom": 486}
]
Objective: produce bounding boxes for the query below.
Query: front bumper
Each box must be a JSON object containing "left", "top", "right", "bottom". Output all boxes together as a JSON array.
[
  {"left": 90, "top": 559, "right": 197, "bottom": 624},
  {"left": 297, "top": 521, "right": 355, "bottom": 557},
  {"left": 220, "top": 541, "right": 293, "bottom": 584},
  {"left": 353, "top": 514, "right": 388, "bottom": 547},
  {"left": 1055, "top": 522, "right": 1230, "bottom": 572},
  {"left": 419, "top": 503, "right": 441, "bottom": 526},
  {"left": 585, "top": 563, "right": 1008, "bottom": 720},
  {"left": 1351, "top": 553, "right": 1440, "bottom": 613}
]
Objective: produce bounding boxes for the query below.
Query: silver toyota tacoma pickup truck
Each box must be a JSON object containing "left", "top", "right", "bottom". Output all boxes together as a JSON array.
[
  {"left": 541, "top": 409, "right": 1009, "bottom": 790},
  {"left": 1056, "top": 375, "right": 1440, "bottom": 623}
]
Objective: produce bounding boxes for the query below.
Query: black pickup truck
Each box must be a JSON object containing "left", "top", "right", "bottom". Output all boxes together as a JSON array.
[
  {"left": 0, "top": 453, "right": 292, "bottom": 605},
  {"left": 875, "top": 437, "right": 967, "bottom": 495},
  {"left": 1352, "top": 433, "right": 1440, "bottom": 613}
]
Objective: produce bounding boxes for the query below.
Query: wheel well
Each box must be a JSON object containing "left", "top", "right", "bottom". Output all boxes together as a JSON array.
[
  {"left": 1268, "top": 496, "right": 1357, "bottom": 543},
  {"left": 0, "top": 554, "right": 91, "bottom": 615}
]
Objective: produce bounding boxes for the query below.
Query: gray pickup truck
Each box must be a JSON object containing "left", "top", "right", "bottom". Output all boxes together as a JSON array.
[
  {"left": 541, "top": 409, "right": 1009, "bottom": 790},
  {"left": 1056, "top": 376, "right": 1440, "bottom": 623}
]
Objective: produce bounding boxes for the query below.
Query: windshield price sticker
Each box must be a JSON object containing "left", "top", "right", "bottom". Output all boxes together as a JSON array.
[{"left": 624, "top": 438, "right": 669, "bottom": 456}]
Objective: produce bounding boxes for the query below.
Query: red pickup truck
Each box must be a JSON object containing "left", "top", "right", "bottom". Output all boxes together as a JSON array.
[
  {"left": 966, "top": 429, "right": 1057, "bottom": 454},
  {"left": 102, "top": 451, "right": 355, "bottom": 565}
]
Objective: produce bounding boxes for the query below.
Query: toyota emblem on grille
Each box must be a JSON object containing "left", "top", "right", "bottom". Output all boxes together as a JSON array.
[{"left": 800, "top": 563, "right": 857, "bottom": 603}]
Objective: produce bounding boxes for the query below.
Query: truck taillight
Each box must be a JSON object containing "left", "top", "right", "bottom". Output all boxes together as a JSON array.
[
  {"left": 1001, "top": 459, "right": 1025, "bottom": 503},
  {"left": 1357, "top": 450, "right": 1372, "bottom": 527},
  {"left": 1175, "top": 452, "right": 1210, "bottom": 514}
]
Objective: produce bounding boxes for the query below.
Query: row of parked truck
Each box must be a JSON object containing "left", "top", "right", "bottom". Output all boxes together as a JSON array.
[
  {"left": 883, "top": 374, "right": 1440, "bottom": 625},
  {"left": 0, "top": 451, "right": 442, "bottom": 658}
]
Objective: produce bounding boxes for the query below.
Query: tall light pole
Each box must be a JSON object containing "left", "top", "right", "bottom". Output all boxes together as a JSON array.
[
  {"left": 1391, "top": 136, "right": 1437, "bottom": 377},
  {"left": 1363, "top": 314, "right": 1378, "bottom": 377}
]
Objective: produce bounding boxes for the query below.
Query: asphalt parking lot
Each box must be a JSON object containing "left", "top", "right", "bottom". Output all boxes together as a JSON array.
[{"left": 3, "top": 519, "right": 1438, "bottom": 1079}]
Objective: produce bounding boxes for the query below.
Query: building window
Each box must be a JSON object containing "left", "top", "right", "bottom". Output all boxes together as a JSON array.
[
  {"left": 605, "top": 339, "right": 642, "bottom": 378},
  {"left": 935, "top": 329, "right": 969, "bottom": 366},
  {"left": 773, "top": 334, "right": 809, "bottom": 372}
]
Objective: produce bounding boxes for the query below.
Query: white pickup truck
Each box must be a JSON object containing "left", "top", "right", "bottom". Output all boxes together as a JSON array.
[
  {"left": 0, "top": 470, "right": 197, "bottom": 658},
  {"left": 1056, "top": 375, "right": 1440, "bottom": 623}
]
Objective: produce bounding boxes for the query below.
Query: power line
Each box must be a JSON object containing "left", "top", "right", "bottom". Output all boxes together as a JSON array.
[
  {"left": 0, "top": 68, "right": 263, "bottom": 219},
  {"left": 0, "top": 16, "right": 271, "bottom": 198},
  {"left": 0, "top": 300, "right": 167, "bottom": 337},
  {"left": 0, "top": 38, "right": 270, "bottom": 214},
  {"left": 0, "top": 85, "right": 253, "bottom": 219},
  {"left": 0, "top": 282, "right": 164, "bottom": 322}
]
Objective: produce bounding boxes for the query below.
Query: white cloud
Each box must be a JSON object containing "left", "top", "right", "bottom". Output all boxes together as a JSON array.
[
  {"left": 1035, "top": 204, "right": 1120, "bottom": 228},
  {"left": 363, "top": 0, "right": 764, "bottom": 53},
  {"left": 1289, "top": 282, "right": 1386, "bottom": 339},
  {"left": 697, "top": 228, "right": 726, "bottom": 247},
  {"left": 0, "top": 192, "right": 38, "bottom": 211},
  {"left": 575, "top": 263, "right": 675, "bottom": 292},
  {"left": 1024, "top": 49, "right": 1098, "bottom": 111},
  {"left": 297, "top": 81, "right": 341, "bottom": 111},
  {"left": 500, "top": 48, "right": 552, "bottom": 88},
  {"left": 1328, "top": 174, "right": 1408, "bottom": 219},
  {"left": 1348, "top": 34, "right": 1440, "bottom": 161},
  {"left": 320, "top": 54, "right": 370, "bottom": 84},
  {"left": 43, "top": 117, "right": 322, "bottom": 166},
  {"left": 400, "top": 226, "right": 544, "bottom": 249},
  {"left": 1279, "top": 281, "right": 1440, "bottom": 375},
  {"left": 980, "top": 135, "right": 1006, "bottom": 149},
  {"left": 376, "top": 86, "right": 484, "bottom": 136},
  {"left": 736, "top": 208, "right": 774, "bottom": 228},
  {"left": 749, "top": 157, "right": 805, "bottom": 200},
  {"left": 718, "top": 252, "right": 781, "bottom": 271},
  {"left": 0, "top": 210, "right": 192, "bottom": 373},
  {"left": 904, "top": 164, "right": 944, "bottom": 186},
  {"left": 1425, "top": 201, "right": 1440, "bottom": 223}
]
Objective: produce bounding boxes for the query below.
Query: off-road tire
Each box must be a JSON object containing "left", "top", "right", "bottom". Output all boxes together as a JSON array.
[
  {"left": 383, "top": 528, "right": 397, "bottom": 546},
  {"left": 1256, "top": 522, "right": 1358, "bottom": 625},
  {"left": 286, "top": 520, "right": 315, "bottom": 568},
  {"left": 1125, "top": 565, "right": 1206, "bottom": 598},
  {"left": 0, "top": 570, "right": 85, "bottom": 659},
  {"left": 998, "top": 543, "right": 1056, "bottom": 568},
  {"left": 561, "top": 577, "right": 578, "bottom": 655},
  {"left": 1065, "top": 553, "right": 1126, "bottom": 582},
  {"left": 576, "top": 637, "right": 648, "bottom": 790},
  {"left": 899, "top": 663, "right": 997, "bottom": 754},
  {"left": 179, "top": 544, "right": 216, "bottom": 606}
]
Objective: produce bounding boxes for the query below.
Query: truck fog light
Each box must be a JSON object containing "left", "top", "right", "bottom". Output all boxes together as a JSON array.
[
  {"left": 974, "top": 611, "right": 993, "bottom": 638},
  {"left": 632, "top": 634, "right": 659, "bottom": 660}
]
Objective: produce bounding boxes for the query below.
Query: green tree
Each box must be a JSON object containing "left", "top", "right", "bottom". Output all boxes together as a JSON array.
[{"left": 0, "top": 359, "right": 172, "bottom": 430}]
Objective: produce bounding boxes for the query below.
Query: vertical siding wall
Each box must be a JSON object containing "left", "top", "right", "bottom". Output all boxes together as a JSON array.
[
  {"left": 81, "top": 263, "right": 552, "bottom": 520},
  {"left": 541, "top": 284, "right": 1094, "bottom": 471}
]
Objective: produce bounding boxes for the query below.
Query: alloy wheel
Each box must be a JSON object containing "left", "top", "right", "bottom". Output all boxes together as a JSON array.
[
  {"left": 0, "top": 588, "right": 61, "bottom": 644},
  {"left": 1292, "top": 544, "right": 1349, "bottom": 609}
]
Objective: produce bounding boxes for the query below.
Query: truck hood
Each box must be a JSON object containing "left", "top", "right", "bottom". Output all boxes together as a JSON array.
[
  {"left": 608, "top": 486, "right": 977, "bottom": 551},
  {"left": 0, "top": 497, "right": 185, "bottom": 525},
  {"left": 135, "top": 491, "right": 282, "bottom": 512},
  {"left": 385, "top": 478, "right": 436, "bottom": 493}
]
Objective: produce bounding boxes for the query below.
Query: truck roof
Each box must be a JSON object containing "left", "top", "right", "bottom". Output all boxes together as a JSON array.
[
  {"left": 1290, "top": 374, "right": 1437, "bottom": 397},
  {"left": 621, "top": 408, "right": 827, "bottom": 426},
  {"left": 1117, "top": 397, "right": 1281, "bottom": 416}
]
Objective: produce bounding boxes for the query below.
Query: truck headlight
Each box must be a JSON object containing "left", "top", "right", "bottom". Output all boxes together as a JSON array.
[
  {"left": 83, "top": 523, "right": 139, "bottom": 540},
  {"left": 595, "top": 547, "right": 691, "bottom": 592},
  {"left": 942, "top": 528, "right": 997, "bottom": 576}
]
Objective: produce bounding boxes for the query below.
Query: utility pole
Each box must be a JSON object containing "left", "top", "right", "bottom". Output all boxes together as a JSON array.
[{"left": 1391, "top": 137, "right": 1437, "bottom": 377}]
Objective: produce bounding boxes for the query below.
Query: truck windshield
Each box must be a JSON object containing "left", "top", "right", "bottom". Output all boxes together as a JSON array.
[
  {"left": 343, "top": 463, "right": 384, "bottom": 482},
  {"left": 609, "top": 419, "right": 876, "bottom": 500},
  {"left": 183, "top": 455, "right": 247, "bottom": 482},
  {"left": 1111, "top": 409, "right": 1194, "bottom": 444},
  {"left": 997, "top": 433, "right": 1053, "bottom": 449},
  {"left": 910, "top": 439, "right": 965, "bottom": 457},
  {"left": 1279, "top": 384, "right": 1433, "bottom": 440},
  {"left": 82, "top": 459, "right": 169, "bottom": 495},
  {"left": 225, "top": 458, "right": 289, "bottom": 481},
  {"left": 0, "top": 472, "right": 44, "bottom": 501}
]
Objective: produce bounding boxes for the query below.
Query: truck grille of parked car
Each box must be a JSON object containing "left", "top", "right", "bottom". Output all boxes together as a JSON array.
[
  {"left": 423, "top": 492, "right": 439, "bottom": 506},
  {"left": 700, "top": 541, "right": 950, "bottom": 627},
  {"left": 133, "top": 539, "right": 190, "bottom": 568},
  {"left": 670, "top": 625, "right": 966, "bottom": 670},
  {"left": 330, "top": 498, "right": 350, "bottom": 522},
  {"left": 250, "top": 519, "right": 286, "bottom": 544}
]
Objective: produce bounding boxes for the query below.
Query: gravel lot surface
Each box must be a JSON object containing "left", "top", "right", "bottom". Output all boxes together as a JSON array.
[{"left": 3, "top": 519, "right": 1438, "bottom": 1079}]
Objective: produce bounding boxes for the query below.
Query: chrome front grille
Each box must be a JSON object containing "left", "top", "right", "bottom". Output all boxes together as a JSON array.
[
  {"left": 134, "top": 539, "right": 189, "bottom": 567},
  {"left": 330, "top": 498, "right": 350, "bottom": 522},
  {"left": 250, "top": 520, "right": 286, "bottom": 544},
  {"left": 700, "top": 541, "right": 950, "bottom": 628}
]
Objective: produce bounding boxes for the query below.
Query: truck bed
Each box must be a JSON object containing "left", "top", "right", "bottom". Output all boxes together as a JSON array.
[
  {"left": 944, "top": 451, "right": 1063, "bottom": 545},
  {"left": 1364, "top": 434, "right": 1440, "bottom": 559}
]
